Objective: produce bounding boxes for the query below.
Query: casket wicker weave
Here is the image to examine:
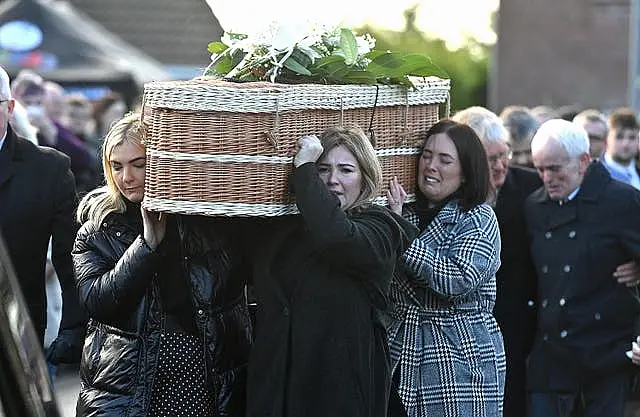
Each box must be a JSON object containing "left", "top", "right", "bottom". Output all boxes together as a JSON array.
[{"left": 141, "top": 77, "right": 450, "bottom": 216}]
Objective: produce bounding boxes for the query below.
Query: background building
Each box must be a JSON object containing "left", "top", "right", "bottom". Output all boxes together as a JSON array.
[
  {"left": 70, "top": 0, "right": 223, "bottom": 79},
  {"left": 491, "top": 0, "right": 632, "bottom": 112}
]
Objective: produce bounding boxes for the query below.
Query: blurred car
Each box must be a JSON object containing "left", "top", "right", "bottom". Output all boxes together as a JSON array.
[{"left": 0, "top": 231, "right": 61, "bottom": 417}]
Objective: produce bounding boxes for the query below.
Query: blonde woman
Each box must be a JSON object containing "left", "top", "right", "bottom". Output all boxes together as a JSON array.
[
  {"left": 247, "top": 125, "right": 416, "bottom": 417},
  {"left": 73, "top": 113, "right": 252, "bottom": 416}
]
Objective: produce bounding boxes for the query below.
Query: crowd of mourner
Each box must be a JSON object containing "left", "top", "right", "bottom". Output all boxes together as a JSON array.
[{"left": 3, "top": 62, "right": 640, "bottom": 417}]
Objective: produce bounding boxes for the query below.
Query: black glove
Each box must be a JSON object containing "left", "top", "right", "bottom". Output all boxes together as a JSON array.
[{"left": 46, "top": 326, "right": 86, "bottom": 365}]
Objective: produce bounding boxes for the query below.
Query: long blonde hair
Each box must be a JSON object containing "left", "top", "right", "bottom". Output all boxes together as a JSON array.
[{"left": 76, "top": 112, "right": 145, "bottom": 225}]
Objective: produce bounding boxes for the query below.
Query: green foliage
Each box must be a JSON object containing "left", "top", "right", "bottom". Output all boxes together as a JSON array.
[
  {"left": 359, "top": 16, "right": 490, "bottom": 110},
  {"left": 204, "top": 26, "right": 448, "bottom": 87}
]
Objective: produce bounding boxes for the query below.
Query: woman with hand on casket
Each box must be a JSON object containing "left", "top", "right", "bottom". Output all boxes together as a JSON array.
[
  {"left": 72, "top": 113, "right": 252, "bottom": 417},
  {"left": 386, "top": 119, "right": 506, "bottom": 417},
  {"left": 246, "top": 125, "right": 417, "bottom": 417}
]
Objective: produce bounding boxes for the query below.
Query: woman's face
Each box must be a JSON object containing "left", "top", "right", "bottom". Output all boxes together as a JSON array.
[
  {"left": 317, "top": 145, "right": 363, "bottom": 210},
  {"left": 418, "top": 132, "right": 464, "bottom": 204},
  {"left": 109, "top": 141, "right": 146, "bottom": 203}
]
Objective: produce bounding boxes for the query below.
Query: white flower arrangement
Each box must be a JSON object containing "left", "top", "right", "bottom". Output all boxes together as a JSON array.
[{"left": 205, "top": 22, "right": 444, "bottom": 87}]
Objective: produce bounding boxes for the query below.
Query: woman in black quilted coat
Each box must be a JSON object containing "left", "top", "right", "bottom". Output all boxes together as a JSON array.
[{"left": 72, "top": 113, "right": 252, "bottom": 416}]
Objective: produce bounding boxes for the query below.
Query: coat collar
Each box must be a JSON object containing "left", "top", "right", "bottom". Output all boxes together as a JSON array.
[
  {"left": 0, "top": 126, "right": 22, "bottom": 191},
  {"left": 437, "top": 199, "right": 465, "bottom": 224}
]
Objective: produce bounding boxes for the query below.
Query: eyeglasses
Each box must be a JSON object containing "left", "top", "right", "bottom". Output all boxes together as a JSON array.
[
  {"left": 587, "top": 134, "right": 605, "bottom": 142},
  {"left": 487, "top": 150, "right": 513, "bottom": 166}
]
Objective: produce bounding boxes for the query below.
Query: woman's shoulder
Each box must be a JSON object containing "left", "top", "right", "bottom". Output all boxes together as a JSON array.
[
  {"left": 353, "top": 204, "right": 419, "bottom": 242},
  {"left": 76, "top": 211, "right": 125, "bottom": 242},
  {"left": 459, "top": 203, "right": 499, "bottom": 234}
]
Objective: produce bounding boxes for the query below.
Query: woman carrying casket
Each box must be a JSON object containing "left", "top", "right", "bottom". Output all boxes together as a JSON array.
[
  {"left": 247, "top": 125, "right": 416, "bottom": 417},
  {"left": 72, "top": 113, "right": 252, "bottom": 416}
]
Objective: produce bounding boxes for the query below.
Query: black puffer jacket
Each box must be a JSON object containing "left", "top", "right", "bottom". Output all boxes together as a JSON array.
[{"left": 72, "top": 210, "right": 252, "bottom": 417}]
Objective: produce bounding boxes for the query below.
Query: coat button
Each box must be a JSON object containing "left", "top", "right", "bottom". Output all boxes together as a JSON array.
[
  {"left": 559, "top": 298, "right": 566, "bottom": 306},
  {"left": 116, "top": 231, "right": 121, "bottom": 237},
  {"left": 568, "top": 230, "right": 576, "bottom": 238},
  {"left": 564, "top": 265, "right": 571, "bottom": 273},
  {"left": 197, "top": 309, "right": 204, "bottom": 315},
  {"left": 545, "top": 231, "right": 552, "bottom": 239},
  {"left": 542, "top": 299, "right": 548, "bottom": 308},
  {"left": 184, "top": 256, "right": 189, "bottom": 261},
  {"left": 594, "top": 312, "right": 601, "bottom": 320},
  {"left": 543, "top": 334, "right": 549, "bottom": 341},
  {"left": 102, "top": 222, "right": 108, "bottom": 228},
  {"left": 527, "top": 300, "right": 535, "bottom": 308},
  {"left": 282, "top": 307, "right": 290, "bottom": 317},
  {"left": 541, "top": 265, "right": 549, "bottom": 274},
  {"left": 560, "top": 330, "right": 568, "bottom": 338}
]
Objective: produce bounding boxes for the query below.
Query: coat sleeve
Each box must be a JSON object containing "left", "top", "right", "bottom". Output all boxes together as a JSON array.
[
  {"left": 291, "top": 163, "right": 412, "bottom": 275},
  {"left": 402, "top": 205, "right": 501, "bottom": 299},
  {"left": 73, "top": 227, "right": 160, "bottom": 323},
  {"left": 49, "top": 154, "right": 85, "bottom": 331},
  {"left": 619, "top": 189, "right": 640, "bottom": 262}
]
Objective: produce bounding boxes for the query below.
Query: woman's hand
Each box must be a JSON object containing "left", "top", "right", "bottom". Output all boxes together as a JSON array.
[
  {"left": 294, "top": 135, "right": 324, "bottom": 167},
  {"left": 386, "top": 176, "right": 407, "bottom": 216},
  {"left": 142, "top": 208, "right": 167, "bottom": 251},
  {"left": 628, "top": 336, "right": 640, "bottom": 365}
]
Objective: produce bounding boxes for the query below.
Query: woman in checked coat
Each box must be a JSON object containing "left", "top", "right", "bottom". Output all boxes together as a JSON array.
[{"left": 387, "top": 119, "right": 506, "bottom": 417}]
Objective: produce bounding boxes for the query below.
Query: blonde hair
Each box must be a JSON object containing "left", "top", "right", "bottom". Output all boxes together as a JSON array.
[
  {"left": 76, "top": 112, "right": 144, "bottom": 224},
  {"left": 318, "top": 125, "right": 382, "bottom": 210}
]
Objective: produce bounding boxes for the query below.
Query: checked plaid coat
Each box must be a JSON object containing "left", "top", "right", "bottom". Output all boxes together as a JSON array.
[{"left": 388, "top": 200, "right": 506, "bottom": 417}]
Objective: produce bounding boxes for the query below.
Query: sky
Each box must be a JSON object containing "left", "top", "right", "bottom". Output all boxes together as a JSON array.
[{"left": 205, "top": 0, "right": 499, "bottom": 50}]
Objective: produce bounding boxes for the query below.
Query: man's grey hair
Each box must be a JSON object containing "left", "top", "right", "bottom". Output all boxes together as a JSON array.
[
  {"left": 0, "top": 66, "right": 11, "bottom": 100},
  {"left": 500, "top": 105, "right": 539, "bottom": 145},
  {"left": 452, "top": 106, "right": 509, "bottom": 145},
  {"left": 531, "top": 119, "right": 590, "bottom": 159}
]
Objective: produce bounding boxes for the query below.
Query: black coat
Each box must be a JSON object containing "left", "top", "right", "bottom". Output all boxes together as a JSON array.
[
  {"left": 73, "top": 207, "right": 252, "bottom": 416},
  {"left": 524, "top": 162, "right": 640, "bottom": 390},
  {"left": 247, "top": 163, "right": 415, "bottom": 417},
  {"left": 492, "top": 166, "right": 541, "bottom": 415},
  {"left": 0, "top": 126, "right": 82, "bottom": 342}
]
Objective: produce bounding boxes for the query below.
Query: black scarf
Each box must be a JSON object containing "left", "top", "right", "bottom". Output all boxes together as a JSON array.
[{"left": 414, "top": 189, "right": 462, "bottom": 231}]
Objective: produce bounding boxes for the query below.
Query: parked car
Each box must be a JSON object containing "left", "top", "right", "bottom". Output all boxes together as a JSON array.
[{"left": 0, "top": 232, "right": 61, "bottom": 417}]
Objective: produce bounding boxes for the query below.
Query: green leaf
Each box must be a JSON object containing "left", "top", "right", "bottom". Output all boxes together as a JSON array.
[
  {"left": 290, "top": 48, "right": 313, "bottom": 69},
  {"left": 363, "top": 50, "right": 387, "bottom": 60},
  {"left": 340, "top": 28, "right": 358, "bottom": 66},
  {"left": 342, "top": 70, "right": 378, "bottom": 84},
  {"left": 207, "top": 41, "right": 228, "bottom": 54},
  {"left": 214, "top": 55, "right": 235, "bottom": 75},
  {"left": 283, "top": 57, "right": 312, "bottom": 76},
  {"left": 313, "top": 55, "right": 346, "bottom": 69}
]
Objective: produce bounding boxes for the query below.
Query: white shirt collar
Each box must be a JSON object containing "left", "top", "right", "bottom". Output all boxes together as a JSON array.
[
  {"left": 558, "top": 187, "right": 580, "bottom": 205},
  {"left": 0, "top": 130, "right": 6, "bottom": 152},
  {"left": 604, "top": 152, "right": 637, "bottom": 175}
]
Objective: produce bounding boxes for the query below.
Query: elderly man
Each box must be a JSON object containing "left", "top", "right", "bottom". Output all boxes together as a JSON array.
[
  {"left": 525, "top": 119, "right": 640, "bottom": 417},
  {"left": 453, "top": 106, "right": 541, "bottom": 417},
  {"left": 0, "top": 66, "right": 84, "bottom": 365}
]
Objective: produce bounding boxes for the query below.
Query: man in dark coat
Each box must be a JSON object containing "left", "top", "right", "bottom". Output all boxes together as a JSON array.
[
  {"left": 0, "top": 66, "right": 84, "bottom": 363},
  {"left": 453, "top": 106, "right": 541, "bottom": 417},
  {"left": 525, "top": 119, "right": 640, "bottom": 417}
]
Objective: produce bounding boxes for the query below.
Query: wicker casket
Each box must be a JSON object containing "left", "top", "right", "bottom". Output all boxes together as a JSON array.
[{"left": 141, "top": 77, "right": 450, "bottom": 217}]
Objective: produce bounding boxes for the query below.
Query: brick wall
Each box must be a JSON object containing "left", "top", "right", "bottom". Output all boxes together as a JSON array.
[{"left": 491, "top": 0, "right": 631, "bottom": 112}]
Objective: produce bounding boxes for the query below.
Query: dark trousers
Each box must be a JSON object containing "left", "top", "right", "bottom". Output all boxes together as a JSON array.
[{"left": 529, "top": 373, "right": 630, "bottom": 417}]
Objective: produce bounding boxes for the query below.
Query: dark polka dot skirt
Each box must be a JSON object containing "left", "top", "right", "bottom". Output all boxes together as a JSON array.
[{"left": 148, "top": 332, "right": 215, "bottom": 417}]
